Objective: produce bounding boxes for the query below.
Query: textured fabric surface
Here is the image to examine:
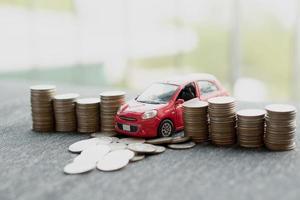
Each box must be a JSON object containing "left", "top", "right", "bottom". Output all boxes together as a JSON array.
[{"left": 0, "top": 80, "right": 299, "bottom": 200}]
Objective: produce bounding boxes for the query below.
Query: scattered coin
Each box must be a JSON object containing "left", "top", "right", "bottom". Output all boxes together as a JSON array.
[
  {"left": 96, "top": 149, "right": 134, "bottom": 171},
  {"left": 111, "top": 137, "right": 119, "bottom": 143},
  {"left": 109, "top": 143, "right": 127, "bottom": 151},
  {"left": 171, "top": 136, "right": 191, "bottom": 144},
  {"left": 119, "top": 138, "right": 145, "bottom": 144},
  {"left": 167, "top": 141, "right": 196, "bottom": 150},
  {"left": 68, "top": 138, "right": 101, "bottom": 153},
  {"left": 97, "top": 136, "right": 113, "bottom": 144},
  {"left": 64, "top": 161, "right": 96, "bottom": 174},
  {"left": 152, "top": 145, "right": 166, "bottom": 154},
  {"left": 145, "top": 137, "right": 173, "bottom": 145},
  {"left": 74, "top": 145, "right": 111, "bottom": 163},
  {"left": 130, "top": 154, "right": 145, "bottom": 162},
  {"left": 30, "top": 85, "right": 56, "bottom": 132},
  {"left": 128, "top": 143, "right": 156, "bottom": 153}
]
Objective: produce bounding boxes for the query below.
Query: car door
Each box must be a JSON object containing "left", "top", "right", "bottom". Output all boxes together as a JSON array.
[
  {"left": 197, "top": 80, "right": 220, "bottom": 101},
  {"left": 175, "top": 83, "right": 197, "bottom": 129}
]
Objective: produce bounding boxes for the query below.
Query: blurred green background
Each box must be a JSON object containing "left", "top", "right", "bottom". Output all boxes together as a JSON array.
[{"left": 0, "top": 0, "right": 300, "bottom": 102}]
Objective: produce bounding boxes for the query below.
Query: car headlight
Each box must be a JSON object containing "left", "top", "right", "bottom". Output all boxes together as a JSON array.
[{"left": 142, "top": 110, "right": 157, "bottom": 120}]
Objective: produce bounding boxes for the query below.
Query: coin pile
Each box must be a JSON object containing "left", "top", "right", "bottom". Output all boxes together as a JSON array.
[
  {"left": 53, "top": 93, "right": 79, "bottom": 132},
  {"left": 76, "top": 98, "right": 100, "bottom": 133},
  {"left": 208, "top": 96, "right": 236, "bottom": 146},
  {"left": 237, "top": 109, "right": 266, "bottom": 148},
  {"left": 100, "top": 91, "right": 125, "bottom": 132},
  {"left": 64, "top": 134, "right": 195, "bottom": 174},
  {"left": 30, "top": 85, "right": 56, "bottom": 132},
  {"left": 183, "top": 99, "right": 209, "bottom": 143},
  {"left": 265, "top": 104, "right": 297, "bottom": 151}
]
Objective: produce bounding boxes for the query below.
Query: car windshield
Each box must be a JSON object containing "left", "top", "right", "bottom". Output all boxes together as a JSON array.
[{"left": 136, "top": 83, "right": 178, "bottom": 104}]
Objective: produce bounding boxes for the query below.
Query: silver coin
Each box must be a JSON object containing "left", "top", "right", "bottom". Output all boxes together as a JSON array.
[
  {"left": 90, "top": 132, "right": 118, "bottom": 138},
  {"left": 171, "top": 136, "right": 191, "bottom": 144},
  {"left": 119, "top": 138, "right": 146, "bottom": 144},
  {"left": 111, "top": 137, "right": 120, "bottom": 143},
  {"left": 167, "top": 141, "right": 196, "bottom": 150},
  {"left": 130, "top": 154, "right": 145, "bottom": 162},
  {"left": 64, "top": 161, "right": 96, "bottom": 174},
  {"left": 109, "top": 143, "right": 127, "bottom": 151},
  {"left": 128, "top": 143, "right": 156, "bottom": 153},
  {"left": 96, "top": 149, "right": 134, "bottom": 171},
  {"left": 68, "top": 138, "right": 100, "bottom": 153},
  {"left": 146, "top": 137, "right": 173, "bottom": 145},
  {"left": 97, "top": 136, "right": 113, "bottom": 144},
  {"left": 74, "top": 144, "right": 111, "bottom": 163},
  {"left": 152, "top": 145, "right": 166, "bottom": 154}
]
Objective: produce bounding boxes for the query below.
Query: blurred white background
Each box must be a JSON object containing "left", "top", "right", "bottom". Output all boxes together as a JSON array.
[{"left": 0, "top": 0, "right": 300, "bottom": 102}]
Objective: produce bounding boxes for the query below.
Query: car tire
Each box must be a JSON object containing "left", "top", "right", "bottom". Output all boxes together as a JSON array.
[{"left": 158, "top": 119, "right": 174, "bottom": 137}]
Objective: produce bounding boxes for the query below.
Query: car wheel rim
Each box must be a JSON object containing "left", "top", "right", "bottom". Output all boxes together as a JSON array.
[{"left": 161, "top": 123, "right": 172, "bottom": 137}]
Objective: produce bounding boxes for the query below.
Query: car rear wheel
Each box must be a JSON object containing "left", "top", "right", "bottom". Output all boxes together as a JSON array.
[{"left": 158, "top": 119, "right": 174, "bottom": 137}]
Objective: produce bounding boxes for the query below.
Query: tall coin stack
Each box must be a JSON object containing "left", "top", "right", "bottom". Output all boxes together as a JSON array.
[
  {"left": 265, "top": 104, "right": 297, "bottom": 151},
  {"left": 208, "top": 97, "right": 236, "bottom": 146},
  {"left": 237, "top": 109, "right": 266, "bottom": 148},
  {"left": 76, "top": 98, "right": 100, "bottom": 133},
  {"left": 53, "top": 93, "right": 79, "bottom": 132},
  {"left": 30, "top": 85, "right": 56, "bottom": 132},
  {"left": 183, "top": 99, "right": 209, "bottom": 143},
  {"left": 100, "top": 91, "right": 126, "bottom": 132}
]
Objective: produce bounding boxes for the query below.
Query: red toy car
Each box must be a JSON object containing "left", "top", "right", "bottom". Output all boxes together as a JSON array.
[{"left": 115, "top": 73, "right": 229, "bottom": 138}]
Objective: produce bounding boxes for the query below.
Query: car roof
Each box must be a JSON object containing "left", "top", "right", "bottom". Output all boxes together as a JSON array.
[{"left": 161, "top": 73, "right": 217, "bottom": 86}]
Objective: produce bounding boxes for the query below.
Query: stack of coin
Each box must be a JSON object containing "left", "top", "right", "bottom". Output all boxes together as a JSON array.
[
  {"left": 30, "top": 85, "right": 56, "bottom": 132},
  {"left": 76, "top": 98, "right": 100, "bottom": 133},
  {"left": 237, "top": 109, "right": 266, "bottom": 148},
  {"left": 100, "top": 91, "right": 125, "bottom": 132},
  {"left": 183, "top": 99, "right": 209, "bottom": 143},
  {"left": 53, "top": 93, "right": 79, "bottom": 132},
  {"left": 265, "top": 104, "right": 297, "bottom": 151},
  {"left": 208, "top": 96, "right": 236, "bottom": 146}
]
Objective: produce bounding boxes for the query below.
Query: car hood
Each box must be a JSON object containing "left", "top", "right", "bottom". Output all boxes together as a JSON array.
[{"left": 120, "top": 100, "right": 168, "bottom": 114}]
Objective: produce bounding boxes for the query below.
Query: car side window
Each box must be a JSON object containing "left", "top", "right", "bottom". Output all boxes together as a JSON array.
[
  {"left": 197, "top": 81, "right": 218, "bottom": 96},
  {"left": 177, "top": 83, "right": 196, "bottom": 101}
]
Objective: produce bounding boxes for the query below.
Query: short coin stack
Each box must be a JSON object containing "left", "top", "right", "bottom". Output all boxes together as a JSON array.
[
  {"left": 30, "top": 85, "right": 56, "bottom": 132},
  {"left": 265, "top": 104, "right": 297, "bottom": 151},
  {"left": 208, "top": 96, "right": 236, "bottom": 146},
  {"left": 76, "top": 98, "right": 100, "bottom": 133},
  {"left": 100, "top": 91, "right": 125, "bottom": 132},
  {"left": 53, "top": 93, "right": 79, "bottom": 132},
  {"left": 183, "top": 99, "right": 209, "bottom": 143},
  {"left": 237, "top": 109, "right": 266, "bottom": 148}
]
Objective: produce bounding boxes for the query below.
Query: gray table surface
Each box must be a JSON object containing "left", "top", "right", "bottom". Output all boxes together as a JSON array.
[{"left": 1, "top": 80, "right": 300, "bottom": 200}]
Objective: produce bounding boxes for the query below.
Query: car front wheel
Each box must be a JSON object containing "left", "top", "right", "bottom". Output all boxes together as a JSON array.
[{"left": 158, "top": 119, "right": 174, "bottom": 137}]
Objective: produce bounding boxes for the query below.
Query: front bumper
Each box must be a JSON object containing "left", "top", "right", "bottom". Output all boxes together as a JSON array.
[{"left": 115, "top": 115, "right": 161, "bottom": 138}]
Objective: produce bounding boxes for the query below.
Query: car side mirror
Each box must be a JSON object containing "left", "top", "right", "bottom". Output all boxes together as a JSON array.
[
  {"left": 176, "top": 99, "right": 184, "bottom": 105},
  {"left": 135, "top": 95, "right": 139, "bottom": 100}
]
